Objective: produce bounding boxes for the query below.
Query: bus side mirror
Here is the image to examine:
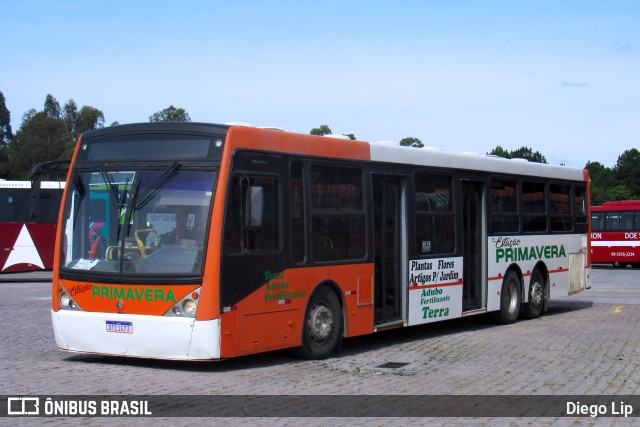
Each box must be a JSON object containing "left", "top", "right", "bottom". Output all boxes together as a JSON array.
[{"left": 244, "top": 186, "right": 264, "bottom": 227}]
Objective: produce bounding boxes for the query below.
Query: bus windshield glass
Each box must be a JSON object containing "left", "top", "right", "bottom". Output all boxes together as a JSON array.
[{"left": 61, "top": 168, "right": 216, "bottom": 276}]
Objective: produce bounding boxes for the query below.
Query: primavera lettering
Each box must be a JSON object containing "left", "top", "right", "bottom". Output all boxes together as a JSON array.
[
  {"left": 92, "top": 285, "right": 177, "bottom": 302},
  {"left": 496, "top": 245, "right": 566, "bottom": 262}
]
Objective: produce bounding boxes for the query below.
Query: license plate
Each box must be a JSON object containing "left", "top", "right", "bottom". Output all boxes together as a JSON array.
[{"left": 106, "top": 320, "right": 133, "bottom": 334}]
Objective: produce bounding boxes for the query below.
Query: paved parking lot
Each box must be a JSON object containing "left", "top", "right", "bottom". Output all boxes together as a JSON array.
[{"left": 1, "top": 267, "right": 639, "bottom": 425}]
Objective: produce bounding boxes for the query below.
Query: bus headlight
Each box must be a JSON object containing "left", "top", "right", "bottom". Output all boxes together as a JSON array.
[
  {"left": 170, "top": 299, "right": 197, "bottom": 317},
  {"left": 59, "top": 290, "right": 81, "bottom": 311},
  {"left": 165, "top": 287, "right": 201, "bottom": 317},
  {"left": 60, "top": 292, "right": 71, "bottom": 307},
  {"left": 183, "top": 300, "right": 197, "bottom": 316}
]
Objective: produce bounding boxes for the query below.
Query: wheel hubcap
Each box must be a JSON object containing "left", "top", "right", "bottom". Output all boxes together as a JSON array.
[
  {"left": 308, "top": 304, "right": 333, "bottom": 342},
  {"left": 530, "top": 281, "right": 543, "bottom": 306}
]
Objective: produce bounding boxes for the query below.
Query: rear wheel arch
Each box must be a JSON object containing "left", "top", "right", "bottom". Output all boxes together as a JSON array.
[
  {"left": 312, "top": 280, "right": 347, "bottom": 335},
  {"left": 294, "top": 281, "right": 345, "bottom": 360}
]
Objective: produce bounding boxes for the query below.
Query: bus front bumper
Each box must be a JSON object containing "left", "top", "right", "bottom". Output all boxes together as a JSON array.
[{"left": 51, "top": 310, "right": 221, "bottom": 360}]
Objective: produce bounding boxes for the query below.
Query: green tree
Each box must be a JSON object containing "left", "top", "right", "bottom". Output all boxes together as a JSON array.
[
  {"left": 0, "top": 91, "right": 12, "bottom": 144},
  {"left": 607, "top": 184, "right": 634, "bottom": 201},
  {"left": 63, "top": 99, "right": 78, "bottom": 133},
  {"left": 61, "top": 100, "right": 105, "bottom": 158},
  {"left": 613, "top": 148, "right": 640, "bottom": 199},
  {"left": 399, "top": 137, "right": 424, "bottom": 148},
  {"left": 0, "top": 91, "right": 12, "bottom": 177},
  {"left": 2, "top": 94, "right": 105, "bottom": 179},
  {"left": 44, "top": 94, "right": 62, "bottom": 119},
  {"left": 149, "top": 105, "right": 191, "bottom": 122},
  {"left": 585, "top": 161, "right": 615, "bottom": 205},
  {"left": 6, "top": 109, "right": 68, "bottom": 179},
  {"left": 343, "top": 133, "right": 356, "bottom": 140},
  {"left": 511, "top": 146, "right": 547, "bottom": 163},
  {"left": 487, "top": 145, "right": 510, "bottom": 158},
  {"left": 488, "top": 145, "right": 547, "bottom": 163},
  {"left": 310, "top": 124, "right": 332, "bottom": 136}
]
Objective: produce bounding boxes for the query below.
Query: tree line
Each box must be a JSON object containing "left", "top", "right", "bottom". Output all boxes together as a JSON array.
[
  {"left": 0, "top": 92, "right": 190, "bottom": 180},
  {"left": 1, "top": 92, "right": 638, "bottom": 205}
]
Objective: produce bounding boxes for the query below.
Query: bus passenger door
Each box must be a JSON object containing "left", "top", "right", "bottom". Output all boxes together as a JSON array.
[
  {"left": 373, "top": 176, "right": 405, "bottom": 325},
  {"left": 461, "top": 180, "right": 486, "bottom": 311}
]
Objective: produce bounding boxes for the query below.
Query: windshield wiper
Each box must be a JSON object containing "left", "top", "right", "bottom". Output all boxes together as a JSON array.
[
  {"left": 130, "top": 162, "right": 182, "bottom": 210},
  {"left": 99, "top": 164, "right": 121, "bottom": 211}
]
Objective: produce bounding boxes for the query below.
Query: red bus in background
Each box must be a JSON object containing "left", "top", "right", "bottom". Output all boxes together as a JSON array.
[
  {"left": 591, "top": 200, "right": 640, "bottom": 268},
  {"left": 0, "top": 180, "right": 65, "bottom": 273}
]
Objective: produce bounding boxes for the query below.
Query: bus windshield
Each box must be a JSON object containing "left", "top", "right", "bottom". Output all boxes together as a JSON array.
[{"left": 61, "top": 168, "right": 216, "bottom": 276}]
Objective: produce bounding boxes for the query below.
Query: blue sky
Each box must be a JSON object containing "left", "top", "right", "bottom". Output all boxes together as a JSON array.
[{"left": 1, "top": 0, "right": 639, "bottom": 167}]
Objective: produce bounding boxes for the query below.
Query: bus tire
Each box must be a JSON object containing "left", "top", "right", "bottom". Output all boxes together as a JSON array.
[
  {"left": 297, "top": 286, "right": 342, "bottom": 360},
  {"left": 613, "top": 262, "right": 627, "bottom": 268},
  {"left": 490, "top": 270, "right": 521, "bottom": 324},
  {"left": 523, "top": 270, "right": 545, "bottom": 319}
]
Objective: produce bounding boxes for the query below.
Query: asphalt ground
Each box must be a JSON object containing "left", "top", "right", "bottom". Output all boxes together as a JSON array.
[{"left": 0, "top": 266, "right": 639, "bottom": 426}]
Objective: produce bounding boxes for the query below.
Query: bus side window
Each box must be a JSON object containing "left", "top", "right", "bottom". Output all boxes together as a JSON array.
[
  {"left": 490, "top": 179, "right": 519, "bottom": 233},
  {"left": 620, "top": 211, "right": 634, "bottom": 231},
  {"left": 415, "top": 172, "right": 454, "bottom": 254},
  {"left": 605, "top": 212, "right": 620, "bottom": 230},
  {"left": 309, "top": 164, "right": 365, "bottom": 262},
  {"left": 574, "top": 185, "right": 588, "bottom": 233},
  {"left": 591, "top": 212, "right": 604, "bottom": 232},
  {"left": 224, "top": 175, "right": 280, "bottom": 254},
  {"left": 522, "top": 181, "right": 547, "bottom": 232},
  {"left": 550, "top": 184, "right": 571, "bottom": 232}
]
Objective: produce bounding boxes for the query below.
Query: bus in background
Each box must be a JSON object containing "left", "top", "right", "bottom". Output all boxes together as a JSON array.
[
  {"left": 591, "top": 200, "right": 640, "bottom": 268},
  {"left": 0, "top": 180, "right": 65, "bottom": 273},
  {"left": 51, "top": 122, "right": 590, "bottom": 361}
]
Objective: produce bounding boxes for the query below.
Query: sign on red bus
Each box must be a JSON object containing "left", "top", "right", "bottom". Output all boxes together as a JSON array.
[{"left": 591, "top": 200, "right": 640, "bottom": 268}]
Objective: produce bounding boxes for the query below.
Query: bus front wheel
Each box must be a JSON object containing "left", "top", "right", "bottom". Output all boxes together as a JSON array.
[
  {"left": 297, "top": 286, "right": 342, "bottom": 360},
  {"left": 490, "top": 271, "right": 521, "bottom": 324}
]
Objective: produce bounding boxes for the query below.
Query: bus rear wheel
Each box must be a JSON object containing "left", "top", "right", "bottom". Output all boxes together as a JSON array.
[
  {"left": 297, "top": 286, "right": 342, "bottom": 360},
  {"left": 523, "top": 270, "right": 545, "bottom": 319},
  {"left": 490, "top": 271, "right": 521, "bottom": 324}
]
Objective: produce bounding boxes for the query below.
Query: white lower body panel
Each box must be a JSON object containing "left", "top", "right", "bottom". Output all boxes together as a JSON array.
[{"left": 51, "top": 310, "right": 220, "bottom": 360}]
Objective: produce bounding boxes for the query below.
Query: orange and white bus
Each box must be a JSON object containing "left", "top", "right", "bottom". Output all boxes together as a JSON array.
[
  {"left": 51, "top": 122, "right": 590, "bottom": 360},
  {"left": 591, "top": 200, "right": 640, "bottom": 268}
]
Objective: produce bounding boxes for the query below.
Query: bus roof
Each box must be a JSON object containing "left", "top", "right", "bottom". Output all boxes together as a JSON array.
[
  {"left": 592, "top": 200, "right": 640, "bottom": 210},
  {"left": 368, "top": 142, "right": 586, "bottom": 181},
  {"left": 81, "top": 122, "right": 587, "bottom": 183}
]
